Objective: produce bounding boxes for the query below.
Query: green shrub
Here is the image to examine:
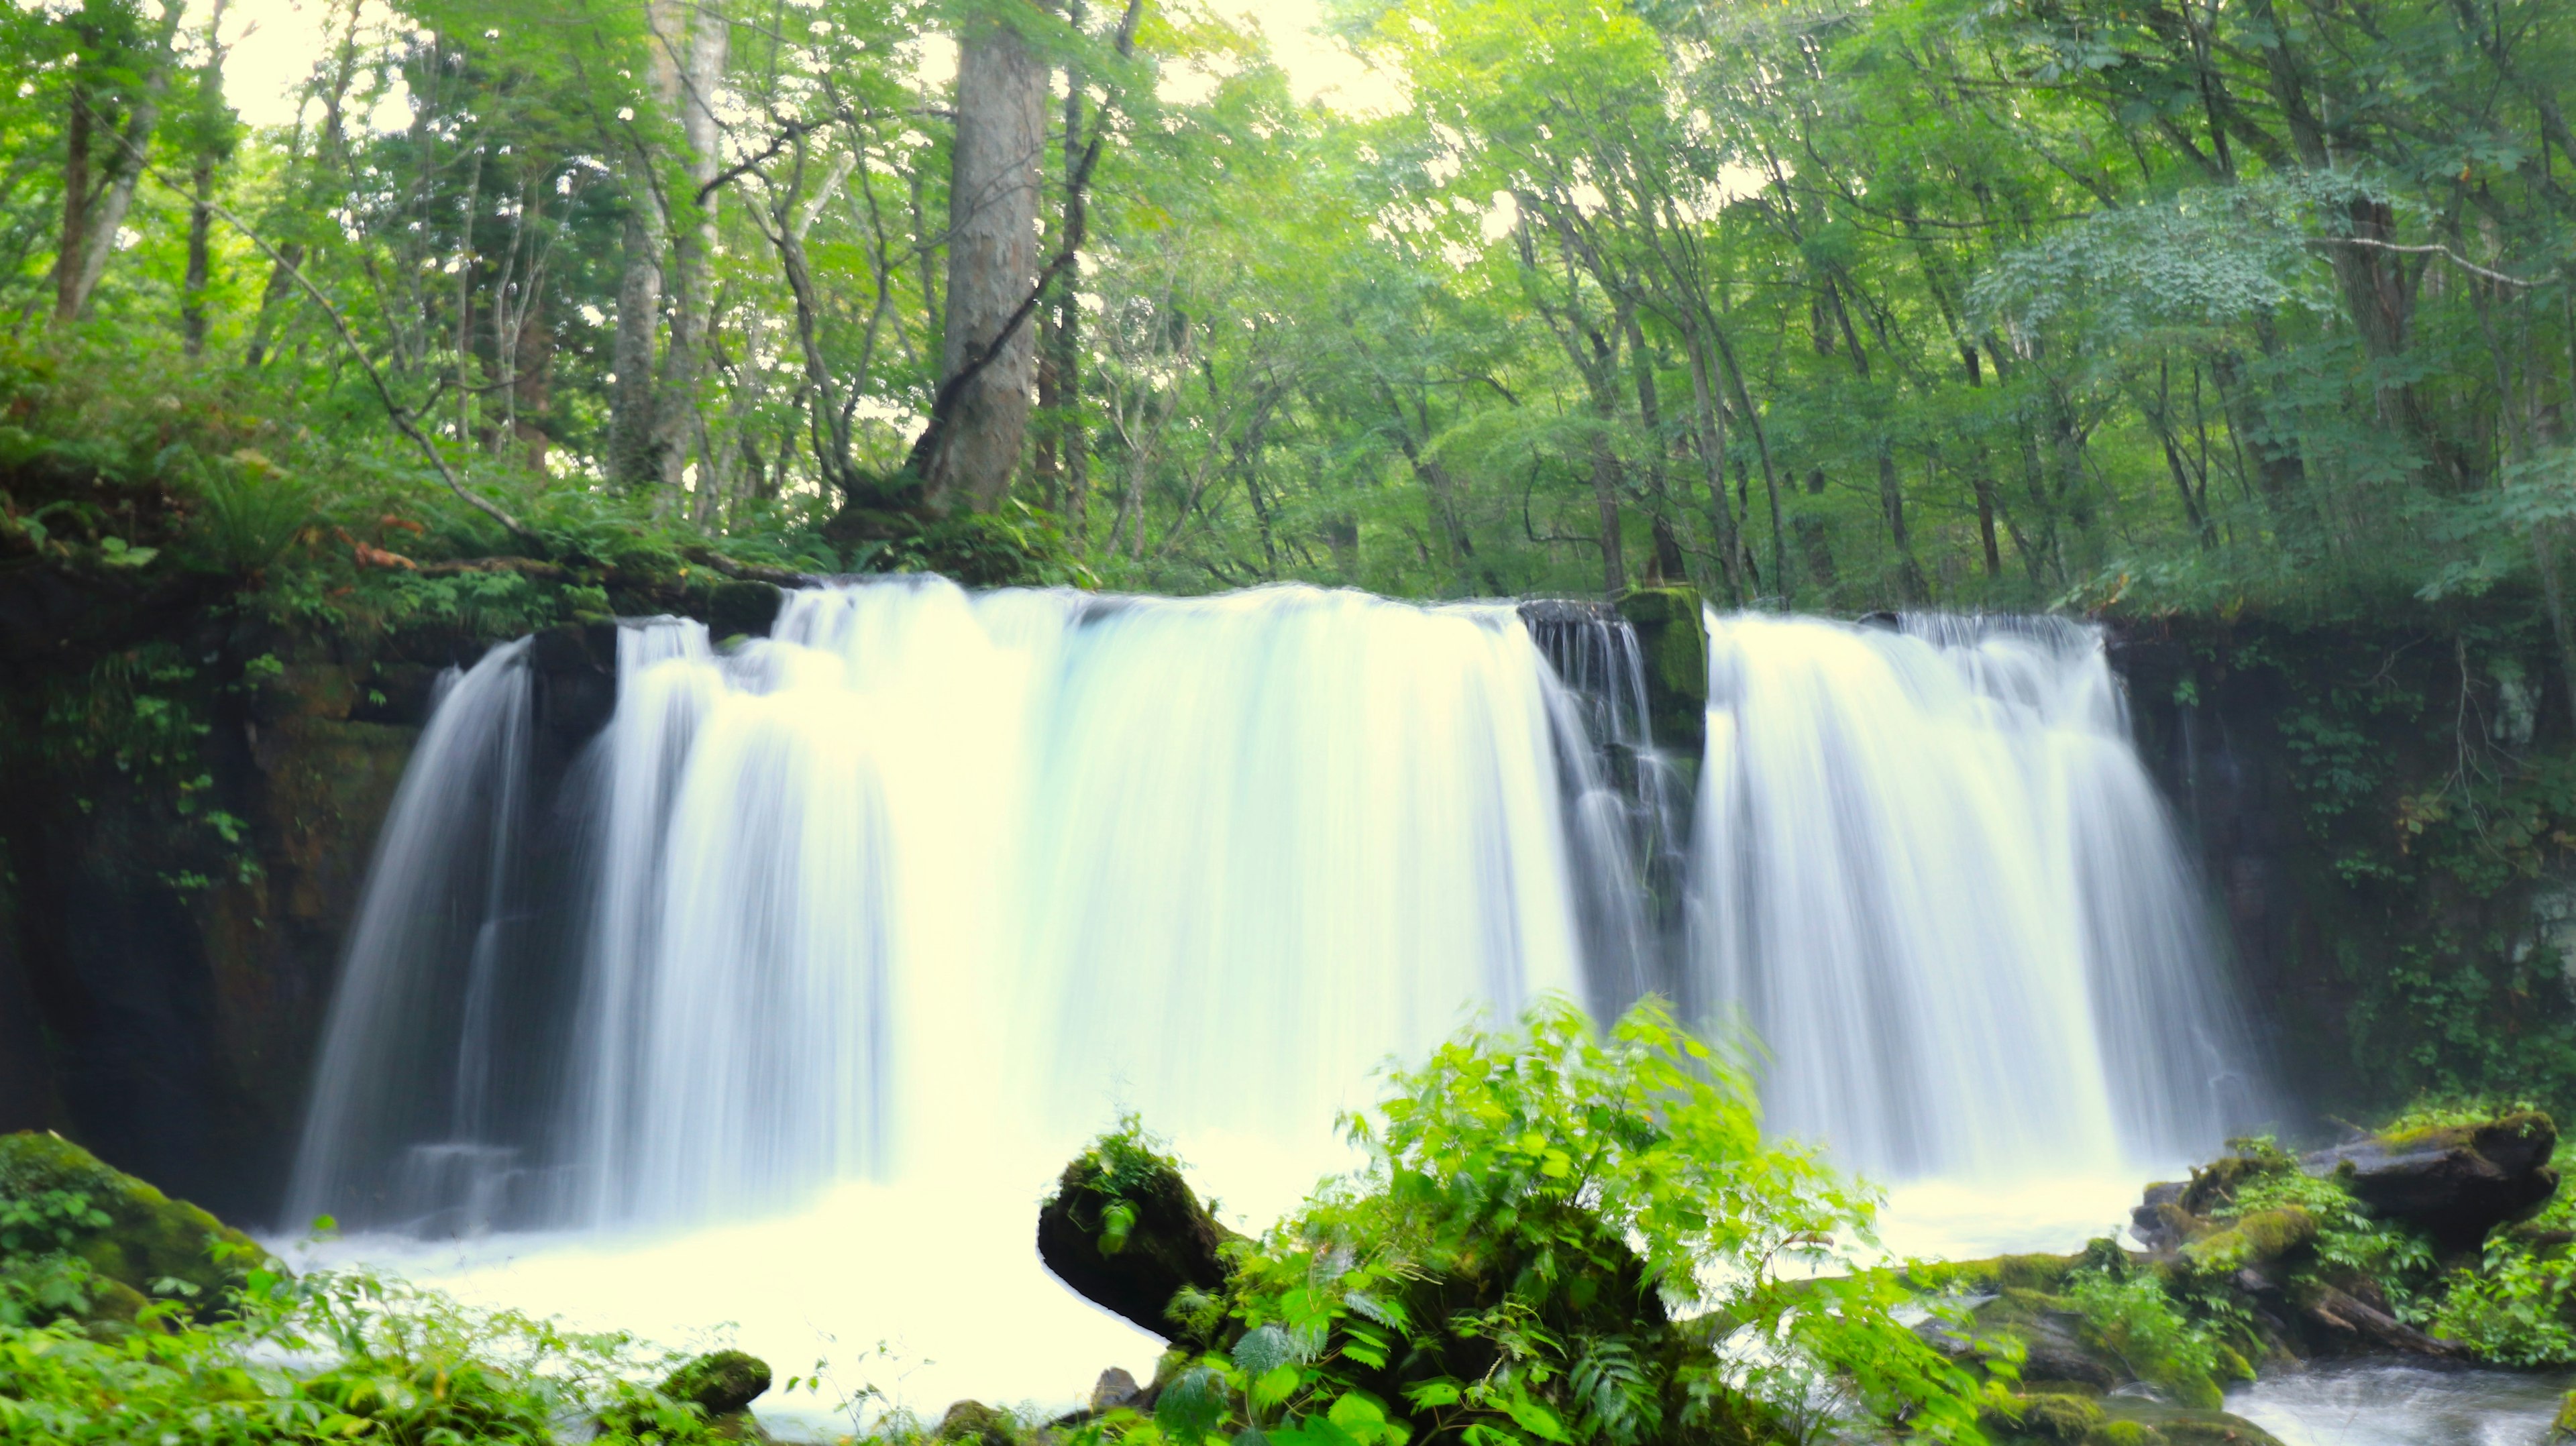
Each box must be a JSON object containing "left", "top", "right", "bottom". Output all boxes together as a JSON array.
[
  {"left": 1118, "top": 997, "right": 1994, "bottom": 1446},
  {"left": 2061, "top": 1272, "right": 2240, "bottom": 1409}
]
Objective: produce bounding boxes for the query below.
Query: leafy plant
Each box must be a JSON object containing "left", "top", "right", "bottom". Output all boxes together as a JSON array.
[{"left": 1117, "top": 997, "right": 1993, "bottom": 1446}]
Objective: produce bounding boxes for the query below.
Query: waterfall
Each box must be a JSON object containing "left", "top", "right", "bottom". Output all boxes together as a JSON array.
[
  {"left": 295, "top": 580, "right": 1617, "bottom": 1233},
  {"left": 1687, "top": 612, "right": 2263, "bottom": 1180},
  {"left": 288, "top": 641, "right": 540, "bottom": 1231},
  {"left": 291, "top": 584, "right": 2265, "bottom": 1247}
]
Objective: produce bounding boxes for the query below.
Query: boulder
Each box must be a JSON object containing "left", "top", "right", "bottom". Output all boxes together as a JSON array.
[
  {"left": 2300, "top": 1112, "right": 2557, "bottom": 1247},
  {"left": 0, "top": 1129, "right": 267, "bottom": 1316},
  {"left": 936, "top": 1400, "right": 1013, "bottom": 1446},
  {"left": 1091, "top": 1367, "right": 1141, "bottom": 1412},
  {"left": 663, "top": 1349, "right": 773, "bottom": 1416},
  {"left": 1036, "top": 1133, "right": 1238, "bottom": 1341}
]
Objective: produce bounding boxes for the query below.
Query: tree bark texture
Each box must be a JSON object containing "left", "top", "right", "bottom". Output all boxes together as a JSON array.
[{"left": 924, "top": 4, "right": 1047, "bottom": 510}]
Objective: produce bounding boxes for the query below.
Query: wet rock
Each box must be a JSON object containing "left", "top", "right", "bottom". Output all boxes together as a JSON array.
[
  {"left": 708, "top": 580, "right": 782, "bottom": 642},
  {"left": 2302, "top": 1112, "right": 2558, "bottom": 1247},
  {"left": 1612, "top": 588, "right": 1707, "bottom": 753},
  {"left": 663, "top": 1349, "right": 773, "bottom": 1416},
  {"left": 1036, "top": 1133, "right": 1238, "bottom": 1341}
]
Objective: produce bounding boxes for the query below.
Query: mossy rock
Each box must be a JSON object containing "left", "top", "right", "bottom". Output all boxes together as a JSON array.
[
  {"left": 663, "top": 1349, "right": 772, "bottom": 1416},
  {"left": 1614, "top": 587, "right": 1707, "bottom": 753},
  {"left": 2098, "top": 1396, "right": 2285, "bottom": 1446},
  {"left": 936, "top": 1400, "right": 1014, "bottom": 1446},
  {"left": 2000, "top": 1392, "right": 2106, "bottom": 1442},
  {"left": 1911, "top": 1251, "right": 2080, "bottom": 1295},
  {"left": 2180, "top": 1207, "right": 2317, "bottom": 1276},
  {"left": 708, "top": 580, "right": 782, "bottom": 641},
  {"left": 1037, "top": 1131, "right": 1240, "bottom": 1342},
  {"left": 0, "top": 1130, "right": 266, "bottom": 1315}
]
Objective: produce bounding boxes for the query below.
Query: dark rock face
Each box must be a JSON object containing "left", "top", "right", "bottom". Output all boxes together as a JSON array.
[
  {"left": 0, "top": 605, "right": 633, "bottom": 1223},
  {"left": 2304, "top": 1112, "right": 2559, "bottom": 1247},
  {"left": 1036, "top": 1144, "right": 1237, "bottom": 1340},
  {"left": 663, "top": 1349, "right": 773, "bottom": 1416}
]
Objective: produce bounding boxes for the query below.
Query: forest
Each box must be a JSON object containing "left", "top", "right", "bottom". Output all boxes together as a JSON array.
[
  {"left": 7, "top": 0, "right": 2571, "bottom": 612},
  {"left": 15, "top": 0, "right": 2576, "bottom": 1441}
]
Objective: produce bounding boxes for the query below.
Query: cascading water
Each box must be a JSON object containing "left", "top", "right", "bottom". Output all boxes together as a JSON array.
[
  {"left": 295, "top": 580, "right": 1609, "bottom": 1239},
  {"left": 1687, "top": 611, "right": 2264, "bottom": 1183},
  {"left": 283, "top": 583, "right": 2267, "bottom": 1413},
  {"left": 288, "top": 643, "right": 539, "bottom": 1232}
]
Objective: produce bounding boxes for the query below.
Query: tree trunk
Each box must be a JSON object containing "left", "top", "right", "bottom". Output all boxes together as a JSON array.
[
  {"left": 1050, "top": 5, "right": 1089, "bottom": 531},
  {"left": 655, "top": 0, "right": 729, "bottom": 513},
  {"left": 62, "top": 5, "right": 184, "bottom": 324},
  {"left": 1622, "top": 312, "right": 1686, "bottom": 586},
  {"left": 180, "top": 0, "right": 228, "bottom": 359},
  {"left": 1589, "top": 425, "right": 1627, "bottom": 599},
  {"left": 922, "top": 3, "right": 1048, "bottom": 510},
  {"left": 608, "top": 199, "right": 665, "bottom": 488},
  {"left": 52, "top": 90, "right": 92, "bottom": 326}
]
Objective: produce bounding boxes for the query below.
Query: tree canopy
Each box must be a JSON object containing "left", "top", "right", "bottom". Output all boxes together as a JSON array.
[{"left": 6, "top": 0, "right": 2573, "bottom": 610}]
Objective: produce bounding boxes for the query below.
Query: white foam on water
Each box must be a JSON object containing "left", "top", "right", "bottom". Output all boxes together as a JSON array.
[{"left": 2229, "top": 1362, "right": 2574, "bottom": 1445}]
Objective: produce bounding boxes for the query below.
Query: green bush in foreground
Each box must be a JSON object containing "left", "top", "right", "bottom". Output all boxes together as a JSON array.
[
  {"left": 0, "top": 1248, "right": 753, "bottom": 1445},
  {"left": 1102, "top": 998, "right": 1996, "bottom": 1446}
]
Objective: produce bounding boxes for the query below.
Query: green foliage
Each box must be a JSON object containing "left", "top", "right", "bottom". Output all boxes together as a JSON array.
[
  {"left": 2428, "top": 1188, "right": 2576, "bottom": 1365},
  {"left": 2217, "top": 1146, "right": 2435, "bottom": 1292},
  {"left": 1102, "top": 998, "right": 1994, "bottom": 1446},
  {"left": 0, "top": 1263, "right": 755, "bottom": 1446},
  {"left": 2060, "top": 1272, "right": 2239, "bottom": 1408}
]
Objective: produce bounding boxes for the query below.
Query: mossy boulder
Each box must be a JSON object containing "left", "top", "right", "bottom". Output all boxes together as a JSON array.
[
  {"left": 936, "top": 1399, "right": 1014, "bottom": 1446},
  {"left": 2180, "top": 1207, "right": 2317, "bottom": 1276},
  {"left": 1613, "top": 587, "right": 1707, "bottom": 753},
  {"left": 2098, "top": 1397, "right": 2284, "bottom": 1446},
  {"left": 2305, "top": 1110, "right": 2557, "bottom": 1247},
  {"left": 1996, "top": 1391, "right": 2106, "bottom": 1442},
  {"left": 708, "top": 580, "right": 782, "bottom": 642},
  {"left": 0, "top": 1129, "right": 266, "bottom": 1315},
  {"left": 1037, "top": 1131, "right": 1240, "bottom": 1341},
  {"left": 663, "top": 1349, "right": 772, "bottom": 1416}
]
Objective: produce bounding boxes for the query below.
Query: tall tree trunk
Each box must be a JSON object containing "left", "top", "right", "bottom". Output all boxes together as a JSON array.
[
  {"left": 608, "top": 199, "right": 665, "bottom": 488},
  {"left": 1589, "top": 426, "right": 1627, "bottom": 599},
  {"left": 61, "top": 4, "right": 184, "bottom": 324},
  {"left": 922, "top": 2, "right": 1048, "bottom": 510},
  {"left": 180, "top": 0, "right": 228, "bottom": 359},
  {"left": 182, "top": 164, "right": 215, "bottom": 355},
  {"left": 1622, "top": 312, "right": 1686, "bottom": 586},
  {"left": 1683, "top": 337, "right": 1745, "bottom": 604},
  {"left": 655, "top": 0, "right": 729, "bottom": 514},
  {"left": 1048, "top": 1, "right": 1089, "bottom": 531},
  {"left": 52, "top": 90, "right": 93, "bottom": 326}
]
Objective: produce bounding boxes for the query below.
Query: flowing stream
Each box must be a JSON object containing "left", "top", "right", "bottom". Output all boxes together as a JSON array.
[{"left": 284, "top": 581, "right": 2267, "bottom": 1414}]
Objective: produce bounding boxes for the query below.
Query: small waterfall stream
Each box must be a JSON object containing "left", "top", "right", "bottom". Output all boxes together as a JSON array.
[{"left": 284, "top": 583, "right": 2269, "bottom": 1410}]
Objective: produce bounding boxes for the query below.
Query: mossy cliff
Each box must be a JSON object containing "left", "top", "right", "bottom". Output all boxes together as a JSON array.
[
  {"left": 2111, "top": 596, "right": 2576, "bottom": 1128},
  {"left": 0, "top": 444, "right": 793, "bottom": 1223}
]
